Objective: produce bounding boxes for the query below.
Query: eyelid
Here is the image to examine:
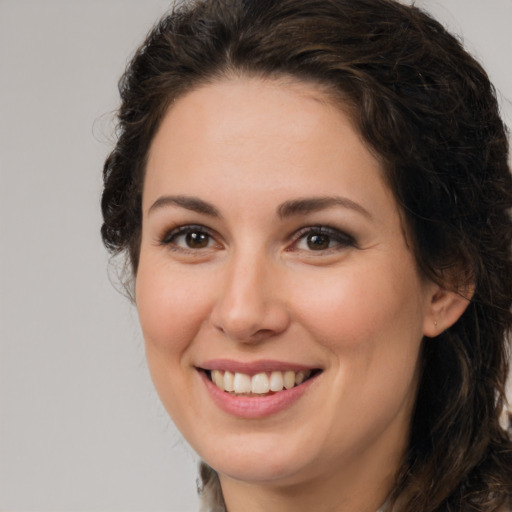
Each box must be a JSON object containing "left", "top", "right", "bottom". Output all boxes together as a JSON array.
[
  {"left": 158, "top": 224, "right": 221, "bottom": 251},
  {"left": 156, "top": 223, "right": 355, "bottom": 254},
  {"left": 289, "top": 225, "right": 356, "bottom": 251}
]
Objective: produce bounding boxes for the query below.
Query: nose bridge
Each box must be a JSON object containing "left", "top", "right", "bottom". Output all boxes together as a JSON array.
[{"left": 211, "top": 243, "right": 288, "bottom": 342}]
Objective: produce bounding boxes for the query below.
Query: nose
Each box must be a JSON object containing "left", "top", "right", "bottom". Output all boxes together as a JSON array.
[{"left": 210, "top": 250, "right": 290, "bottom": 343}]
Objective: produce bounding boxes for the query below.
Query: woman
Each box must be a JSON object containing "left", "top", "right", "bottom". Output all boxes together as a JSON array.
[{"left": 101, "top": 0, "right": 512, "bottom": 510}]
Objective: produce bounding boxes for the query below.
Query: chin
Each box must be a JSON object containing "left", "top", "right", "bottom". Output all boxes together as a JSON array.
[
  {"left": 195, "top": 431, "right": 325, "bottom": 487},
  {"left": 208, "top": 456, "right": 311, "bottom": 487}
]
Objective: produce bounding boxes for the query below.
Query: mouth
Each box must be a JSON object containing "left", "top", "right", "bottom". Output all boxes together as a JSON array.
[{"left": 201, "top": 368, "right": 322, "bottom": 396}]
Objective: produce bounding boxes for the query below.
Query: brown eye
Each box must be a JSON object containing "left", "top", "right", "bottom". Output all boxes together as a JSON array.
[
  {"left": 293, "top": 226, "right": 356, "bottom": 253},
  {"left": 185, "top": 231, "right": 210, "bottom": 249},
  {"left": 306, "top": 233, "right": 331, "bottom": 250},
  {"left": 161, "top": 225, "right": 217, "bottom": 251}
]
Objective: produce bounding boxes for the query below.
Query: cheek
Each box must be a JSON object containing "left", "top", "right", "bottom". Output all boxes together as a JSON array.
[
  {"left": 290, "top": 259, "right": 426, "bottom": 354},
  {"left": 135, "top": 261, "right": 217, "bottom": 424},
  {"left": 135, "top": 261, "right": 212, "bottom": 357},
  {"left": 290, "top": 261, "right": 426, "bottom": 442}
]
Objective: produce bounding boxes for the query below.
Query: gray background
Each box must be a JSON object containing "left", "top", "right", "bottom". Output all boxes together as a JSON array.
[{"left": 0, "top": 1, "right": 511, "bottom": 511}]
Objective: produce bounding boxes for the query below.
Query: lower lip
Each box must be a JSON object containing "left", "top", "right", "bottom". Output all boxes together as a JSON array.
[{"left": 199, "top": 370, "right": 318, "bottom": 419}]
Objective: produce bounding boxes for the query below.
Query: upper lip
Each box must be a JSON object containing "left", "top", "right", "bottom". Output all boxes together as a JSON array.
[{"left": 198, "top": 359, "right": 320, "bottom": 375}]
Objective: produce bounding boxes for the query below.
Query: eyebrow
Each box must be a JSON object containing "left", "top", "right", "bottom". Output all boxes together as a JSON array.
[
  {"left": 148, "top": 195, "right": 221, "bottom": 217},
  {"left": 147, "top": 194, "right": 371, "bottom": 220},
  {"left": 278, "top": 196, "right": 372, "bottom": 219}
]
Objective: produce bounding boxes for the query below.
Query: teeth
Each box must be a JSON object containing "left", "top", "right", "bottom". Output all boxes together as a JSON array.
[
  {"left": 233, "top": 372, "right": 252, "bottom": 393},
  {"left": 295, "top": 370, "right": 309, "bottom": 385},
  {"left": 224, "top": 370, "right": 234, "bottom": 392},
  {"left": 283, "top": 370, "right": 295, "bottom": 389},
  {"left": 251, "top": 373, "right": 270, "bottom": 394},
  {"left": 212, "top": 369, "right": 224, "bottom": 388},
  {"left": 269, "top": 371, "right": 284, "bottom": 392},
  {"left": 210, "top": 369, "right": 313, "bottom": 394}
]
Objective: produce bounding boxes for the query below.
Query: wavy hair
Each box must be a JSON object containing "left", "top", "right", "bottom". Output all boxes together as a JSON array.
[{"left": 101, "top": 0, "right": 512, "bottom": 510}]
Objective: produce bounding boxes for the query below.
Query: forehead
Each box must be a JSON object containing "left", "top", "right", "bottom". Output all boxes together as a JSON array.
[
  {"left": 144, "top": 76, "right": 385, "bottom": 202},
  {"left": 149, "top": 76, "right": 348, "bottom": 155}
]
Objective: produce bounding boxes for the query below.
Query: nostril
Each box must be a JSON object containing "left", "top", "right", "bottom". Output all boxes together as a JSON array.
[
  {"left": 250, "top": 328, "right": 278, "bottom": 342},
  {"left": 212, "top": 316, "right": 284, "bottom": 343},
  {"left": 211, "top": 302, "right": 291, "bottom": 343}
]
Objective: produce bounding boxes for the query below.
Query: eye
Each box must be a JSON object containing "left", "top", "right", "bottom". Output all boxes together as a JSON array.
[
  {"left": 160, "top": 225, "right": 219, "bottom": 251},
  {"left": 292, "top": 226, "right": 355, "bottom": 252}
]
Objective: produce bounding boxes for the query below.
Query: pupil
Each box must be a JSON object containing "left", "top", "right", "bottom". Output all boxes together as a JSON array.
[
  {"left": 186, "top": 232, "right": 209, "bottom": 248},
  {"left": 307, "top": 233, "right": 330, "bottom": 250}
]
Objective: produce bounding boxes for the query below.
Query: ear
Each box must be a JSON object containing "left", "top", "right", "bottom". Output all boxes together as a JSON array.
[{"left": 422, "top": 281, "right": 474, "bottom": 338}]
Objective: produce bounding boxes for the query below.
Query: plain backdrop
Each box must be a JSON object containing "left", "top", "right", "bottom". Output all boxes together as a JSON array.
[{"left": 0, "top": 1, "right": 511, "bottom": 511}]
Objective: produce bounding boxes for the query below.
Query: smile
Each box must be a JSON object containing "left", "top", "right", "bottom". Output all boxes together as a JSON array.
[
  {"left": 197, "top": 360, "right": 323, "bottom": 418},
  {"left": 207, "top": 369, "right": 317, "bottom": 395}
]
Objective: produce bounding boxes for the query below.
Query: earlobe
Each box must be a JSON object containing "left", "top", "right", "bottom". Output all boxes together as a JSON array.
[{"left": 423, "top": 283, "right": 473, "bottom": 338}]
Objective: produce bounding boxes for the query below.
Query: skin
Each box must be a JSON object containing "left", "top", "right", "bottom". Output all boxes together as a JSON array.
[{"left": 136, "top": 77, "right": 469, "bottom": 512}]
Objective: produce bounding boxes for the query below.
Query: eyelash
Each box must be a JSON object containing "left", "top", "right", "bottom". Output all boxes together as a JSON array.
[
  {"left": 158, "top": 224, "right": 356, "bottom": 254},
  {"left": 290, "top": 225, "right": 356, "bottom": 253},
  {"left": 159, "top": 224, "right": 219, "bottom": 253}
]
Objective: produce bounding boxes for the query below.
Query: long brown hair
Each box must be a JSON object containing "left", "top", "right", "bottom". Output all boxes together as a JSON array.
[{"left": 101, "top": 1, "right": 512, "bottom": 510}]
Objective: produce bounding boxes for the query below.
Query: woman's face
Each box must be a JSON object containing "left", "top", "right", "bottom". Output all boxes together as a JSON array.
[{"left": 137, "top": 77, "right": 439, "bottom": 491}]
